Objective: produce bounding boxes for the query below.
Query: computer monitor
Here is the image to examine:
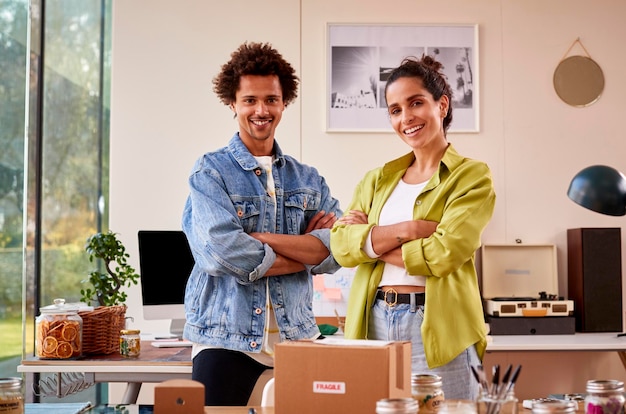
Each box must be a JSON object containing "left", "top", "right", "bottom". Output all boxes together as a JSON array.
[{"left": 137, "top": 230, "right": 195, "bottom": 337}]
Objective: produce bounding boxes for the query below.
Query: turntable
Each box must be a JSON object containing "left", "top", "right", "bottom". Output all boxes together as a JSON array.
[
  {"left": 484, "top": 291, "right": 574, "bottom": 317},
  {"left": 481, "top": 244, "right": 575, "bottom": 335}
]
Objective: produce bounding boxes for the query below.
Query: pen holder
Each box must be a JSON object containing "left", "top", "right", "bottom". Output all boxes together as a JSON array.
[{"left": 478, "top": 392, "right": 518, "bottom": 414}]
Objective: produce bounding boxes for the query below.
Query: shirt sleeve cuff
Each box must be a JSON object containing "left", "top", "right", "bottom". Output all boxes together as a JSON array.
[
  {"left": 248, "top": 243, "right": 276, "bottom": 282},
  {"left": 363, "top": 227, "right": 381, "bottom": 258}
]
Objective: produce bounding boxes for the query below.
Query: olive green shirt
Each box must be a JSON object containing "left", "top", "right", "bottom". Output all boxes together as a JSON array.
[{"left": 330, "top": 144, "right": 496, "bottom": 368}]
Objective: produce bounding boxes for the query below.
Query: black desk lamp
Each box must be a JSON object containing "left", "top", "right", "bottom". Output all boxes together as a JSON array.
[{"left": 567, "top": 165, "right": 626, "bottom": 216}]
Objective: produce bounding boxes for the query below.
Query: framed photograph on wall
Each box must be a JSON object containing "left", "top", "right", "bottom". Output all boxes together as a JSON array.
[{"left": 327, "top": 23, "right": 479, "bottom": 133}]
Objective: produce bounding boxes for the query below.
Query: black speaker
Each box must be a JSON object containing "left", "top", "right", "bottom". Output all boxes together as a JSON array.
[{"left": 567, "top": 228, "right": 623, "bottom": 332}]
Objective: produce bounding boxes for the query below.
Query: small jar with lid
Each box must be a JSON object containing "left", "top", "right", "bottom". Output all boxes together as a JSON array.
[
  {"left": 35, "top": 298, "right": 82, "bottom": 359},
  {"left": 377, "top": 398, "right": 419, "bottom": 414},
  {"left": 532, "top": 399, "right": 577, "bottom": 414},
  {"left": 0, "top": 377, "right": 24, "bottom": 414},
  {"left": 412, "top": 373, "right": 445, "bottom": 413},
  {"left": 585, "top": 379, "right": 625, "bottom": 414},
  {"left": 119, "top": 329, "right": 141, "bottom": 357}
]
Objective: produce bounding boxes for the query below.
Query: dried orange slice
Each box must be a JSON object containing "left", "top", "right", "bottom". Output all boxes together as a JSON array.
[
  {"left": 71, "top": 341, "right": 81, "bottom": 357},
  {"left": 37, "top": 320, "right": 48, "bottom": 339},
  {"left": 56, "top": 341, "right": 73, "bottom": 359},
  {"left": 61, "top": 323, "right": 78, "bottom": 341},
  {"left": 42, "top": 336, "right": 58, "bottom": 354},
  {"left": 47, "top": 324, "right": 63, "bottom": 339}
]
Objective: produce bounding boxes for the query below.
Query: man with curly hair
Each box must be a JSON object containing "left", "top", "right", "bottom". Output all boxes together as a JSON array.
[{"left": 181, "top": 42, "right": 342, "bottom": 406}]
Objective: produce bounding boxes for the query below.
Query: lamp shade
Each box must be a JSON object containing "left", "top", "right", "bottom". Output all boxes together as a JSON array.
[{"left": 567, "top": 165, "right": 626, "bottom": 216}]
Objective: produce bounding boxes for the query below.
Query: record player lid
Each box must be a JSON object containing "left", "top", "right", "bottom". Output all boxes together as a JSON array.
[{"left": 480, "top": 244, "right": 558, "bottom": 299}]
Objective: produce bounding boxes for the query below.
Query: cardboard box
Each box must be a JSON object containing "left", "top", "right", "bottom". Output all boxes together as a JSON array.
[
  {"left": 274, "top": 338, "right": 411, "bottom": 414},
  {"left": 154, "top": 379, "right": 204, "bottom": 414},
  {"left": 480, "top": 244, "right": 575, "bottom": 335}
]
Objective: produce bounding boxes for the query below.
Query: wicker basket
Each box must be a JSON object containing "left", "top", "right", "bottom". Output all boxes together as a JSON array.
[{"left": 78, "top": 305, "right": 127, "bottom": 355}]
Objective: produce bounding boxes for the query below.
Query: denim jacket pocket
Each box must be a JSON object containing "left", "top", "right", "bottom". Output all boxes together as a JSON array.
[
  {"left": 232, "top": 198, "right": 261, "bottom": 233},
  {"left": 284, "top": 190, "right": 322, "bottom": 234}
]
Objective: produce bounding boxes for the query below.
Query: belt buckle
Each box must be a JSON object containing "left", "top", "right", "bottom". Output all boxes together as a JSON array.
[{"left": 383, "top": 288, "right": 398, "bottom": 307}]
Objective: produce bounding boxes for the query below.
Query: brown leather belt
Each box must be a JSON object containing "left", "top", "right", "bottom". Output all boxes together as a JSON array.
[{"left": 376, "top": 289, "right": 425, "bottom": 306}]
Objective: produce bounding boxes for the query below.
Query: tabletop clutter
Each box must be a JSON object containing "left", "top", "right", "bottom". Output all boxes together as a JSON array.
[
  {"left": 22, "top": 298, "right": 626, "bottom": 414},
  {"left": 269, "top": 338, "right": 626, "bottom": 414},
  {"left": 375, "top": 365, "right": 523, "bottom": 414},
  {"left": 375, "top": 365, "right": 626, "bottom": 414}
]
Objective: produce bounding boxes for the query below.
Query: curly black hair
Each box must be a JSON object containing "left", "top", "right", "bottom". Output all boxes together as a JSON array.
[
  {"left": 213, "top": 42, "right": 299, "bottom": 106},
  {"left": 384, "top": 54, "right": 454, "bottom": 134}
]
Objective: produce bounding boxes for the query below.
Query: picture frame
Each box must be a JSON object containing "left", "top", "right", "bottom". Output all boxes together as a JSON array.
[{"left": 326, "top": 23, "right": 479, "bottom": 133}]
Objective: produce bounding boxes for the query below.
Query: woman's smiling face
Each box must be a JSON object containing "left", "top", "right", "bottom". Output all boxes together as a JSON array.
[{"left": 385, "top": 76, "right": 448, "bottom": 150}]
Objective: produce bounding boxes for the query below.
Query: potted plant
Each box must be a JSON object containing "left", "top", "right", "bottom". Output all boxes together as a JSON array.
[
  {"left": 81, "top": 230, "right": 140, "bottom": 306},
  {"left": 79, "top": 230, "right": 140, "bottom": 355}
]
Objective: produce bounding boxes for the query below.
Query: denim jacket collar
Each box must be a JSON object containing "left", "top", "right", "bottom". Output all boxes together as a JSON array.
[{"left": 228, "top": 133, "right": 286, "bottom": 171}]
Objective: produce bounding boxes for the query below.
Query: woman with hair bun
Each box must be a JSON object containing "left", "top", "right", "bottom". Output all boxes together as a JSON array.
[{"left": 331, "top": 54, "right": 495, "bottom": 399}]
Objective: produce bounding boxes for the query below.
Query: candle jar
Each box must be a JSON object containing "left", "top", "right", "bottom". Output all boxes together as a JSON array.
[
  {"left": 377, "top": 398, "right": 419, "bottom": 414},
  {"left": 0, "top": 377, "right": 23, "bottom": 414},
  {"left": 532, "top": 400, "right": 577, "bottom": 414},
  {"left": 120, "top": 329, "right": 141, "bottom": 357},
  {"left": 585, "top": 379, "right": 625, "bottom": 414},
  {"left": 412, "top": 374, "right": 445, "bottom": 413}
]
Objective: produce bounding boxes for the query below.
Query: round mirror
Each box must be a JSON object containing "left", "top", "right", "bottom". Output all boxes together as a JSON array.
[{"left": 553, "top": 55, "right": 604, "bottom": 107}]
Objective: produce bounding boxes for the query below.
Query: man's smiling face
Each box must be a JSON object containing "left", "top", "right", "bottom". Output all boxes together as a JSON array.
[{"left": 231, "top": 74, "right": 285, "bottom": 156}]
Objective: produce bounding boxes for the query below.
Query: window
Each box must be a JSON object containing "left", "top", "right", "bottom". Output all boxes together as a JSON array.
[{"left": 0, "top": 0, "right": 111, "bottom": 404}]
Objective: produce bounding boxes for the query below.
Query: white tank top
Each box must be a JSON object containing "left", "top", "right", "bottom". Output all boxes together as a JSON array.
[{"left": 372, "top": 179, "right": 428, "bottom": 287}]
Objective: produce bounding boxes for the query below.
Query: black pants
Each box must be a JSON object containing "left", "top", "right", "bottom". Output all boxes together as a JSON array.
[{"left": 192, "top": 348, "right": 272, "bottom": 406}]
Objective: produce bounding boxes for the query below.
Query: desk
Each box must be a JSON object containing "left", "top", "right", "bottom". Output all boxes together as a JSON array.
[
  {"left": 18, "top": 333, "right": 626, "bottom": 404},
  {"left": 85, "top": 407, "right": 272, "bottom": 414},
  {"left": 18, "top": 341, "right": 191, "bottom": 404},
  {"left": 28, "top": 402, "right": 583, "bottom": 413},
  {"left": 486, "top": 332, "right": 626, "bottom": 352},
  {"left": 487, "top": 332, "right": 626, "bottom": 375}
]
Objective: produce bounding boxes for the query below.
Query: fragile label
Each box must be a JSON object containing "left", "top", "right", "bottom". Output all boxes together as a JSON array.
[{"left": 312, "top": 381, "right": 346, "bottom": 394}]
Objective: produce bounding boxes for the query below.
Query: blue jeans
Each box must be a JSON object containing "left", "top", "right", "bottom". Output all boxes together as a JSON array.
[{"left": 368, "top": 299, "right": 480, "bottom": 400}]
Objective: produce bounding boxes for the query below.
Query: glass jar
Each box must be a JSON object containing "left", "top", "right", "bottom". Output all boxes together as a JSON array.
[
  {"left": 585, "top": 379, "right": 626, "bottom": 414},
  {"left": 477, "top": 391, "right": 518, "bottom": 414},
  {"left": 120, "top": 329, "right": 141, "bottom": 357},
  {"left": 412, "top": 373, "right": 445, "bottom": 413},
  {"left": 35, "top": 298, "right": 82, "bottom": 359},
  {"left": 377, "top": 398, "right": 419, "bottom": 414},
  {"left": 0, "top": 377, "right": 24, "bottom": 414},
  {"left": 532, "top": 399, "right": 577, "bottom": 414}
]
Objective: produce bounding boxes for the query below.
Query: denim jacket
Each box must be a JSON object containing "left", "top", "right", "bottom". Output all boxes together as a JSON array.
[{"left": 182, "top": 133, "right": 342, "bottom": 353}]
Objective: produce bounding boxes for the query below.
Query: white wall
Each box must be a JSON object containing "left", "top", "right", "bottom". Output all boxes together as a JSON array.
[{"left": 109, "top": 0, "right": 626, "bottom": 403}]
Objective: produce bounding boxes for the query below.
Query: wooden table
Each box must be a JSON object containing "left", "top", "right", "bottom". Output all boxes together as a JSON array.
[
  {"left": 19, "top": 333, "right": 626, "bottom": 405},
  {"left": 204, "top": 409, "right": 271, "bottom": 414},
  {"left": 486, "top": 332, "right": 626, "bottom": 372},
  {"left": 19, "top": 341, "right": 192, "bottom": 404},
  {"left": 486, "top": 332, "right": 626, "bottom": 352}
]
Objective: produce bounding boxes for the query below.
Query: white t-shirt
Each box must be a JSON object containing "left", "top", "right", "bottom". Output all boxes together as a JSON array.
[
  {"left": 364, "top": 179, "right": 428, "bottom": 287},
  {"left": 256, "top": 156, "right": 279, "bottom": 366}
]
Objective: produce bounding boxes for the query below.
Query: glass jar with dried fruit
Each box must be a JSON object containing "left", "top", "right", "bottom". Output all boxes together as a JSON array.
[{"left": 35, "top": 298, "right": 83, "bottom": 360}]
